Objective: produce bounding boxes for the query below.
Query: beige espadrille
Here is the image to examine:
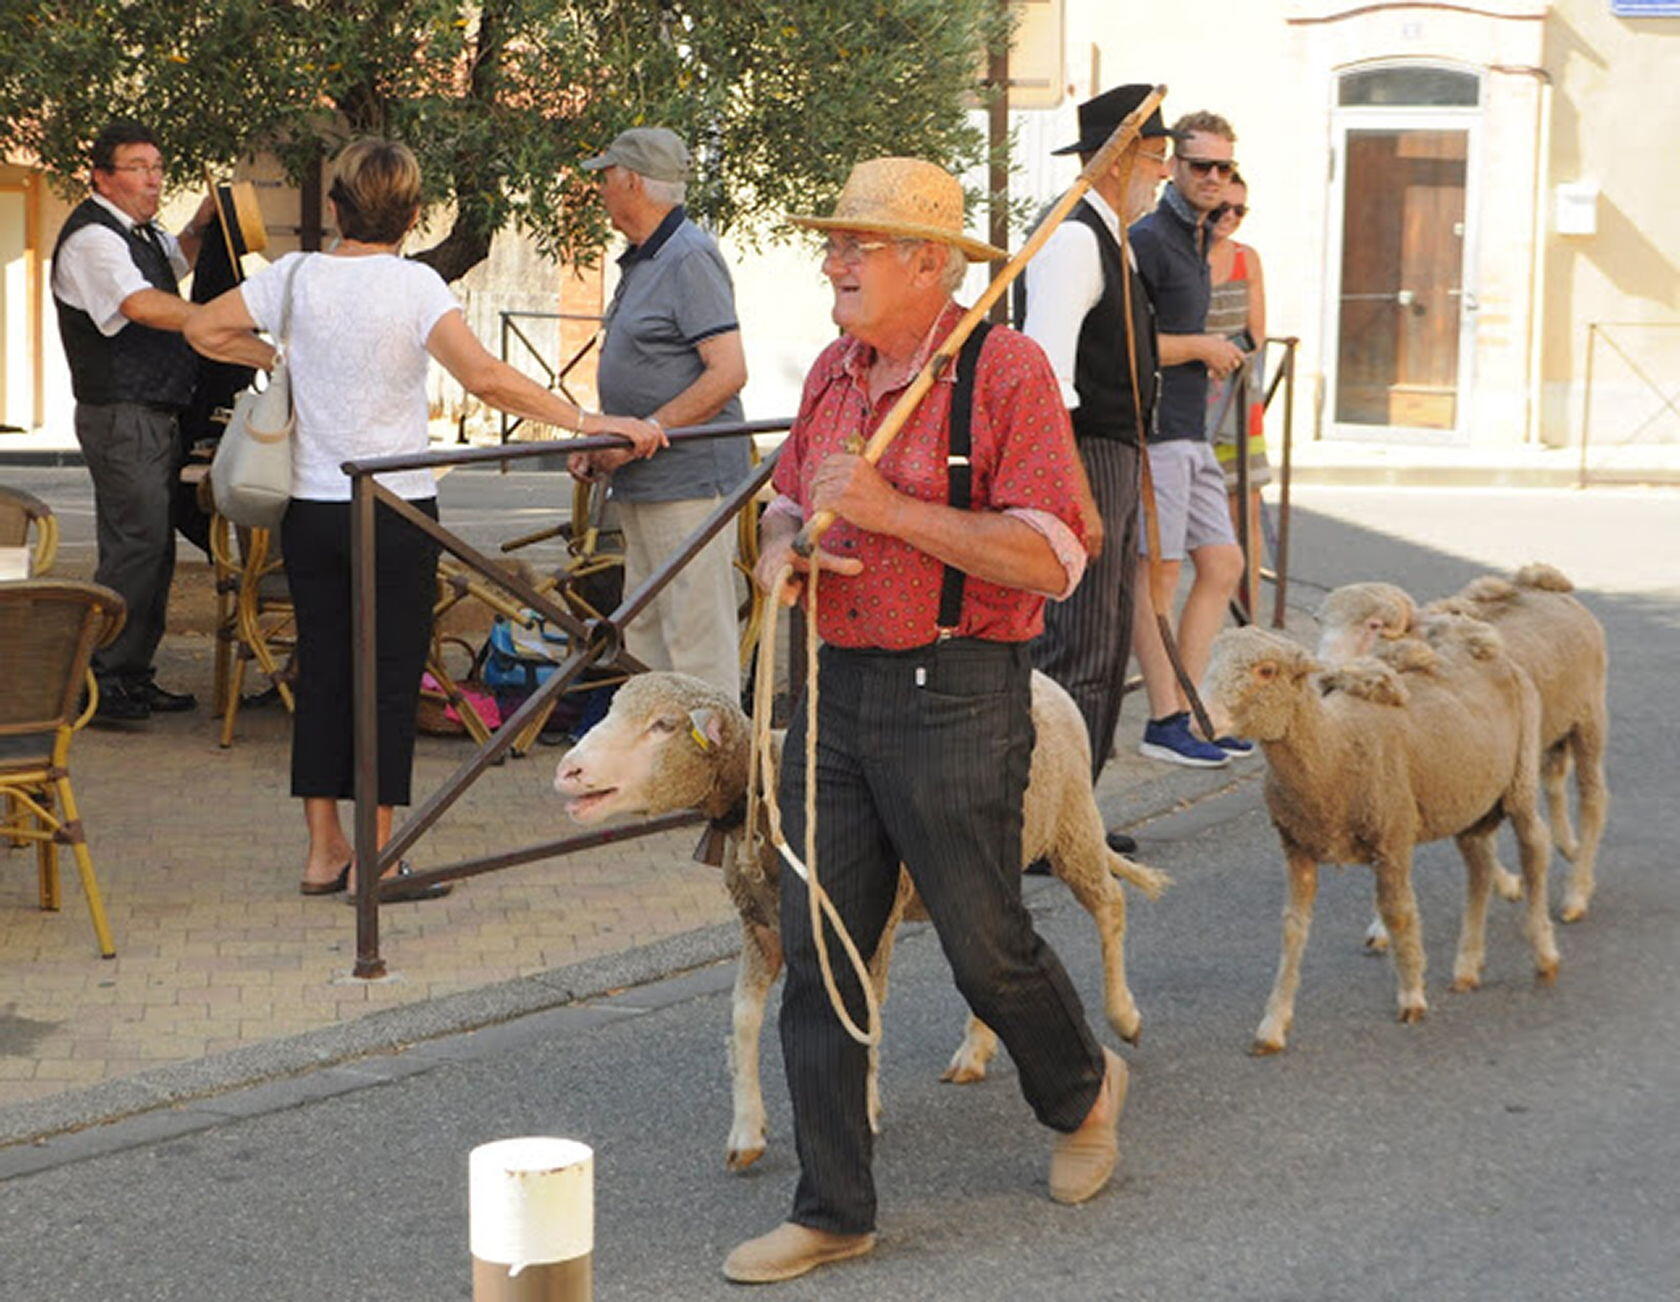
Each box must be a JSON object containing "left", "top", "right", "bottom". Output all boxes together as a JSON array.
[
  {"left": 1048, "top": 1047, "right": 1129, "bottom": 1204},
  {"left": 723, "top": 1221, "right": 876, "bottom": 1284}
]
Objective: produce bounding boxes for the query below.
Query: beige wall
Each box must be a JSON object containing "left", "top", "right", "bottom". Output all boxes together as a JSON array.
[{"left": 1540, "top": 1, "right": 1680, "bottom": 448}]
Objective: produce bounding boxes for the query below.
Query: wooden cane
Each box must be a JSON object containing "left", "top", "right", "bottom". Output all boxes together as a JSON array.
[
  {"left": 1118, "top": 180, "right": 1221, "bottom": 743},
  {"left": 792, "top": 85, "right": 1168, "bottom": 558}
]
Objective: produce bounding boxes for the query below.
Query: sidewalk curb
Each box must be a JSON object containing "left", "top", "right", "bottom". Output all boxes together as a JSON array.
[{"left": 0, "top": 769, "right": 1262, "bottom": 1157}]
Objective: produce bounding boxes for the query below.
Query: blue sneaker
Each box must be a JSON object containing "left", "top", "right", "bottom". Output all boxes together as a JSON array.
[
  {"left": 1213, "top": 734, "right": 1256, "bottom": 759},
  {"left": 1139, "top": 712, "right": 1230, "bottom": 769}
]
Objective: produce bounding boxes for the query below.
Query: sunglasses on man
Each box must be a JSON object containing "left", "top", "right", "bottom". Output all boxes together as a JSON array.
[{"left": 1179, "top": 157, "right": 1238, "bottom": 179}]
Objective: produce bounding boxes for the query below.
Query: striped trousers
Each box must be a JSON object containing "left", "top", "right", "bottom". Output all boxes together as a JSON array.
[
  {"left": 778, "top": 639, "right": 1104, "bottom": 1234},
  {"left": 1031, "top": 438, "right": 1141, "bottom": 782}
]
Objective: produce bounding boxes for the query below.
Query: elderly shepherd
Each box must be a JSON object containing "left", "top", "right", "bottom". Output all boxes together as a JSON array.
[{"left": 726, "top": 158, "right": 1127, "bottom": 1285}]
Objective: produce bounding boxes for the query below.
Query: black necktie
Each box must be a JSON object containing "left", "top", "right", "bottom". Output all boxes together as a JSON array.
[{"left": 135, "top": 223, "right": 164, "bottom": 257}]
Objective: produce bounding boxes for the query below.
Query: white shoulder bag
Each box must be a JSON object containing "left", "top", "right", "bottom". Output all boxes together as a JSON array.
[{"left": 210, "top": 255, "right": 305, "bottom": 530}]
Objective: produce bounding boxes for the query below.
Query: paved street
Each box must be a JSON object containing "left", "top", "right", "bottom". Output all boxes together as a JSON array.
[{"left": 0, "top": 481, "right": 1676, "bottom": 1299}]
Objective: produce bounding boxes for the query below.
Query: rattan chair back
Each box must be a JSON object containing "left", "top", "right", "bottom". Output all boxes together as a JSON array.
[
  {"left": 0, "top": 485, "right": 59, "bottom": 574},
  {"left": 0, "top": 580, "right": 125, "bottom": 765}
]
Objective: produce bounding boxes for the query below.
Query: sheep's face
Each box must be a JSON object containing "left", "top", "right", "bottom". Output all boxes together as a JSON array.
[
  {"left": 1315, "top": 583, "right": 1415, "bottom": 664},
  {"left": 1205, "top": 627, "right": 1319, "bottom": 742},
  {"left": 553, "top": 674, "right": 733, "bottom": 823}
]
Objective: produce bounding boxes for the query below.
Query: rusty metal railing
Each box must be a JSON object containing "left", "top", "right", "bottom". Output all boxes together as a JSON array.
[
  {"left": 497, "top": 311, "right": 605, "bottom": 446},
  {"left": 342, "top": 421, "right": 786, "bottom": 979}
]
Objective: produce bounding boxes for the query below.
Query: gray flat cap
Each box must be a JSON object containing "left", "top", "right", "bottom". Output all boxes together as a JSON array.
[{"left": 580, "top": 127, "right": 691, "bottom": 182}]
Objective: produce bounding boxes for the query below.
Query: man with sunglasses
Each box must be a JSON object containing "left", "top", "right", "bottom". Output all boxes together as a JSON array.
[
  {"left": 1126, "top": 111, "right": 1252, "bottom": 768},
  {"left": 51, "top": 119, "right": 217, "bottom": 723}
]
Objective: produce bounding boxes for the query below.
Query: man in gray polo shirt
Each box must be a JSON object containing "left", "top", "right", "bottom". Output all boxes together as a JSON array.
[{"left": 573, "top": 127, "right": 749, "bottom": 699}]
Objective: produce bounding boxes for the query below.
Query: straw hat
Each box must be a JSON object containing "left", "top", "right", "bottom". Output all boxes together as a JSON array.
[
  {"left": 788, "top": 157, "right": 1006, "bottom": 263},
  {"left": 208, "top": 180, "right": 268, "bottom": 258}
]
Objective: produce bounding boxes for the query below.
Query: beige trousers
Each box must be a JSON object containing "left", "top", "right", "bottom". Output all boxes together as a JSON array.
[{"left": 616, "top": 495, "right": 742, "bottom": 700}]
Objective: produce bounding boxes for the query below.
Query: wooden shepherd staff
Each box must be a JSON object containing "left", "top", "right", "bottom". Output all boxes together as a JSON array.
[
  {"left": 793, "top": 84, "right": 1168, "bottom": 557},
  {"left": 790, "top": 81, "right": 1221, "bottom": 737}
]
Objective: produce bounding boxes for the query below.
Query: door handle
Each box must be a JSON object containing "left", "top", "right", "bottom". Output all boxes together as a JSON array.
[{"left": 1395, "top": 289, "right": 1415, "bottom": 308}]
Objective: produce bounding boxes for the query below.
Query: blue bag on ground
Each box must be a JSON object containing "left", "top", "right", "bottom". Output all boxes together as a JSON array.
[{"left": 480, "top": 613, "right": 616, "bottom": 738}]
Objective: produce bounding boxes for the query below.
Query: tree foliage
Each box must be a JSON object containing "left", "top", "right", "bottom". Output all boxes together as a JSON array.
[{"left": 1, "top": 0, "right": 1006, "bottom": 281}]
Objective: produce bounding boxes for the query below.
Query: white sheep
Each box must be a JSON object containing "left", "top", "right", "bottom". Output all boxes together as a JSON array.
[
  {"left": 1203, "top": 625, "right": 1559, "bottom": 1055},
  {"left": 554, "top": 669, "right": 1169, "bottom": 1171},
  {"left": 1317, "top": 564, "right": 1609, "bottom": 923}
]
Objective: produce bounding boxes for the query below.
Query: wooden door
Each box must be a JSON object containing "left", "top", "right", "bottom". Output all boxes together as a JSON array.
[{"left": 1334, "top": 128, "right": 1467, "bottom": 429}]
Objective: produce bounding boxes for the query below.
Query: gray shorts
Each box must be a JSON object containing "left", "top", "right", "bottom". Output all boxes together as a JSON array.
[{"left": 1137, "top": 439, "right": 1237, "bottom": 561}]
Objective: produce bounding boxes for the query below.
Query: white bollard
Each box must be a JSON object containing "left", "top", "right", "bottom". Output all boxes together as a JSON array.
[{"left": 469, "top": 1137, "right": 593, "bottom": 1301}]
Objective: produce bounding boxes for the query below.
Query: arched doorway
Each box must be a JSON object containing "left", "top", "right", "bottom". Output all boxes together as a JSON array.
[{"left": 1325, "top": 62, "right": 1482, "bottom": 441}]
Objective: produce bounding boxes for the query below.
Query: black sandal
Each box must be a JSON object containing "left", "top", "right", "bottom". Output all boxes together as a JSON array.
[{"left": 345, "top": 861, "right": 453, "bottom": 904}]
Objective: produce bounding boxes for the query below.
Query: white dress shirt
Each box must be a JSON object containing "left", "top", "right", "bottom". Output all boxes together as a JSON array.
[
  {"left": 1018, "top": 189, "right": 1130, "bottom": 412},
  {"left": 51, "top": 193, "right": 189, "bottom": 337}
]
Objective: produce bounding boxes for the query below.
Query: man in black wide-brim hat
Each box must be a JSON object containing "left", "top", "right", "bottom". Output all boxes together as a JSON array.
[{"left": 1018, "top": 84, "right": 1176, "bottom": 850}]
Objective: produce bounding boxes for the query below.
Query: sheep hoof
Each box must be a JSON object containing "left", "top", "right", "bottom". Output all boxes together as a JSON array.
[
  {"left": 1558, "top": 896, "right": 1589, "bottom": 924},
  {"left": 726, "top": 1145, "right": 765, "bottom": 1173},
  {"left": 1397, "top": 1003, "right": 1428, "bottom": 1025},
  {"left": 940, "top": 1061, "right": 988, "bottom": 1085},
  {"left": 1363, "top": 921, "right": 1391, "bottom": 954},
  {"left": 1492, "top": 870, "right": 1524, "bottom": 902},
  {"left": 1448, "top": 973, "right": 1481, "bottom": 993},
  {"left": 1535, "top": 959, "right": 1560, "bottom": 985},
  {"left": 1110, "top": 1011, "right": 1143, "bottom": 1046},
  {"left": 1249, "top": 1036, "right": 1286, "bottom": 1057}
]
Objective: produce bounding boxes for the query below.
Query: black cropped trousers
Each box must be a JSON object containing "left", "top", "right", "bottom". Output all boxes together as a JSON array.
[{"left": 281, "top": 496, "right": 439, "bottom": 807}]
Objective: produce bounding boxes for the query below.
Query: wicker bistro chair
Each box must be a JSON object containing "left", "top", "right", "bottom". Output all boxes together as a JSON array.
[
  {"left": 209, "top": 514, "right": 295, "bottom": 748},
  {"left": 0, "top": 579, "right": 125, "bottom": 958},
  {"left": 0, "top": 485, "right": 59, "bottom": 576}
]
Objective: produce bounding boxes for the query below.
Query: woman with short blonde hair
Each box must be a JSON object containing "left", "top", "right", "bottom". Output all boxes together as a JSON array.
[{"left": 188, "top": 138, "right": 664, "bottom": 900}]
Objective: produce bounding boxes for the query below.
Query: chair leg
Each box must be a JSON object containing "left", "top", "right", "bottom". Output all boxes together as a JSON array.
[
  {"left": 221, "top": 652, "right": 249, "bottom": 749},
  {"left": 53, "top": 777, "right": 115, "bottom": 958},
  {"left": 38, "top": 832, "right": 60, "bottom": 911}
]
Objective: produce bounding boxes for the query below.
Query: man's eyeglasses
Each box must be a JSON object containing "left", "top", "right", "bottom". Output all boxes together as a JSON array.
[
  {"left": 1210, "top": 203, "right": 1249, "bottom": 221},
  {"left": 105, "top": 163, "right": 166, "bottom": 178},
  {"left": 821, "top": 236, "right": 892, "bottom": 266},
  {"left": 1179, "top": 157, "right": 1238, "bottom": 179}
]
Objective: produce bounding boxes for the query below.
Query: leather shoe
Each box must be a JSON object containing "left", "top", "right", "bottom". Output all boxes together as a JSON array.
[
  {"left": 1049, "top": 1047, "right": 1128, "bottom": 1205},
  {"left": 134, "top": 679, "right": 197, "bottom": 712},
  {"left": 1105, "top": 830, "right": 1138, "bottom": 855},
  {"left": 92, "top": 681, "right": 150, "bottom": 723},
  {"left": 723, "top": 1222, "right": 876, "bottom": 1284}
]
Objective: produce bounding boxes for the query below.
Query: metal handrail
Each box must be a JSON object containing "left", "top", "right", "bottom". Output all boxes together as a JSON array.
[
  {"left": 342, "top": 420, "right": 786, "bottom": 978},
  {"left": 1579, "top": 321, "right": 1680, "bottom": 488}
]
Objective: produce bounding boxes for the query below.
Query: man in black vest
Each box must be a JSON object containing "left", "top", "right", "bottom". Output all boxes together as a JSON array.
[
  {"left": 1018, "top": 85, "right": 1174, "bottom": 850},
  {"left": 52, "top": 120, "right": 217, "bottom": 722}
]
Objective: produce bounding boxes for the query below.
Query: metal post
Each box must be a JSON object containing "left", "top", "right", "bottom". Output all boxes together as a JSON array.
[
  {"left": 1271, "top": 341, "right": 1296, "bottom": 630},
  {"left": 350, "top": 473, "right": 385, "bottom": 979},
  {"left": 987, "top": 18, "right": 1010, "bottom": 325},
  {"left": 1578, "top": 323, "right": 1596, "bottom": 490},
  {"left": 470, "top": 1138, "right": 593, "bottom": 1300},
  {"left": 1233, "top": 358, "right": 1254, "bottom": 622}
]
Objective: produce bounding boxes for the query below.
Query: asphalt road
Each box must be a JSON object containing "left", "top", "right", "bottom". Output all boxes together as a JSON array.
[{"left": 0, "top": 482, "right": 1675, "bottom": 1301}]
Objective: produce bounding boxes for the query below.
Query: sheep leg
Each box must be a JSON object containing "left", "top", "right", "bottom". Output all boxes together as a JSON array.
[
  {"left": 1363, "top": 914, "right": 1391, "bottom": 954},
  {"left": 1252, "top": 850, "right": 1319, "bottom": 1056},
  {"left": 1449, "top": 832, "right": 1497, "bottom": 992},
  {"left": 1559, "top": 719, "right": 1609, "bottom": 924},
  {"left": 1542, "top": 743, "right": 1579, "bottom": 861},
  {"left": 1050, "top": 847, "right": 1143, "bottom": 1044},
  {"left": 1509, "top": 798, "right": 1561, "bottom": 982},
  {"left": 1372, "top": 850, "right": 1428, "bottom": 1024},
  {"left": 941, "top": 1016, "right": 1000, "bottom": 1084},
  {"left": 725, "top": 921, "right": 782, "bottom": 1172}
]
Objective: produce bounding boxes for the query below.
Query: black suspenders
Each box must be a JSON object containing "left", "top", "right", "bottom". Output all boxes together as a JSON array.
[{"left": 935, "top": 321, "right": 993, "bottom": 632}]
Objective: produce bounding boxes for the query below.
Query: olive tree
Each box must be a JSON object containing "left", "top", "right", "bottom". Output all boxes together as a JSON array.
[{"left": 1, "top": 0, "right": 1006, "bottom": 280}]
